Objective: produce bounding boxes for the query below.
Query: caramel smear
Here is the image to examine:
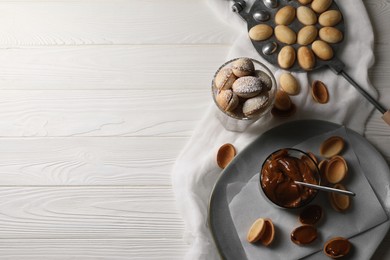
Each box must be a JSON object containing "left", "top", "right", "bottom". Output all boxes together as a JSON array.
[
  {"left": 301, "top": 152, "right": 318, "bottom": 173},
  {"left": 261, "top": 149, "right": 318, "bottom": 208},
  {"left": 324, "top": 237, "right": 351, "bottom": 258},
  {"left": 291, "top": 225, "right": 318, "bottom": 245},
  {"left": 216, "top": 143, "right": 236, "bottom": 169},
  {"left": 299, "top": 204, "right": 323, "bottom": 225}
]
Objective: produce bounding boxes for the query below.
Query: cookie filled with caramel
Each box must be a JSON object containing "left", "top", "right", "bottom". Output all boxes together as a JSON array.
[{"left": 260, "top": 148, "right": 320, "bottom": 208}]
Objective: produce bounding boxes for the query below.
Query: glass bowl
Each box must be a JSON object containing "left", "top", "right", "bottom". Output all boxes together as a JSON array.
[
  {"left": 259, "top": 148, "right": 321, "bottom": 209},
  {"left": 211, "top": 57, "right": 277, "bottom": 131}
]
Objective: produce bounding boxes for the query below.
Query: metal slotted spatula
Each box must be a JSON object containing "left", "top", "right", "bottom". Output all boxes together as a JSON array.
[{"left": 230, "top": 0, "right": 390, "bottom": 125}]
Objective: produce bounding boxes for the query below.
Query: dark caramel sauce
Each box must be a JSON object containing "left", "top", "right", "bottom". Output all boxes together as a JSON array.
[
  {"left": 291, "top": 225, "right": 318, "bottom": 245},
  {"left": 299, "top": 204, "right": 323, "bottom": 225},
  {"left": 325, "top": 239, "right": 351, "bottom": 257},
  {"left": 261, "top": 149, "right": 318, "bottom": 207}
]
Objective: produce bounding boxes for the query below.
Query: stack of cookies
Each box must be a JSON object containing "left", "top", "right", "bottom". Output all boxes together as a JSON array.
[{"left": 213, "top": 58, "right": 275, "bottom": 119}]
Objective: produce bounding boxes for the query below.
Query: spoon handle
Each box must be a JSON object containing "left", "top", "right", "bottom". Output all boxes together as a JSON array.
[
  {"left": 340, "top": 70, "right": 386, "bottom": 114},
  {"left": 294, "top": 181, "right": 356, "bottom": 197}
]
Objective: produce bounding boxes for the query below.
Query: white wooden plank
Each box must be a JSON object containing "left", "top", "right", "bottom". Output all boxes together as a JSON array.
[
  {"left": 0, "top": 85, "right": 385, "bottom": 142},
  {"left": 0, "top": 0, "right": 385, "bottom": 47},
  {"left": 0, "top": 137, "right": 188, "bottom": 186},
  {"left": 0, "top": 186, "right": 185, "bottom": 239},
  {"left": 369, "top": 48, "right": 390, "bottom": 82},
  {"left": 0, "top": 0, "right": 236, "bottom": 46},
  {"left": 365, "top": 0, "right": 390, "bottom": 45},
  {"left": 0, "top": 89, "right": 383, "bottom": 186},
  {"left": 1, "top": 44, "right": 389, "bottom": 91},
  {"left": 364, "top": 0, "right": 390, "bottom": 152},
  {"left": 0, "top": 0, "right": 386, "bottom": 48},
  {"left": 366, "top": 115, "right": 390, "bottom": 139},
  {"left": 0, "top": 89, "right": 386, "bottom": 139},
  {"left": 0, "top": 239, "right": 188, "bottom": 260},
  {"left": 0, "top": 89, "right": 209, "bottom": 137},
  {"left": 0, "top": 0, "right": 386, "bottom": 47},
  {"left": 0, "top": 45, "right": 230, "bottom": 90}
]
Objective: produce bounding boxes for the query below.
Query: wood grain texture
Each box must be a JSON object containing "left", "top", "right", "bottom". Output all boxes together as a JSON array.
[
  {"left": 0, "top": 0, "right": 385, "bottom": 47},
  {"left": 365, "top": 0, "right": 390, "bottom": 45},
  {"left": 0, "top": 0, "right": 386, "bottom": 259},
  {"left": 0, "top": 137, "right": 188, "bottom": 185},
  {"left": 0, "top": 186, "right": 185, "bottom": 239},
  {"left": 0, "top": 0, "right": 236, "bottom": 46},
  {"left": 0, "top": 0, "right": 225, "bottom": 258},
  {"left": 0, "top": 88, "right": 387, "bottom": 138},
  {"left": 366, "top": 120, "right": 390, "bottom": 141},
  {"left": 0, "top": 239, "right": 188, "bottom": 260},
  {"left": 0, "top": 90, "right": 209, "bottom": 137},
  {"left": 0, "top": 0, "right": 385, "bottom": 48},
  {"left": 0, "top": 45, "right": 230, "bottom": 90},
  {"left": 370, "top": 47, "right": 390, "bottom": 81}
]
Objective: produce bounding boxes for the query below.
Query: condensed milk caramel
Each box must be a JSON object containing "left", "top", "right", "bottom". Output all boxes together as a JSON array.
[
  {"left": 261, "top": 149, "right": 319, "bottom": 208},
  {"left": 324, "top": 237, "right": 351, "bottom": 258}
]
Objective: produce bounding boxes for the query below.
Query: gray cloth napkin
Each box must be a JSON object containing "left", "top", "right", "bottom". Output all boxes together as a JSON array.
[{"left": 172, "top": 0, "right": 382, "bottom": 259}]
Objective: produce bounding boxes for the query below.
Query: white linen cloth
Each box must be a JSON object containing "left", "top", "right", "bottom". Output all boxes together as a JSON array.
[{"left": 172, "top": 0, "right": 380, "bottom": 259}]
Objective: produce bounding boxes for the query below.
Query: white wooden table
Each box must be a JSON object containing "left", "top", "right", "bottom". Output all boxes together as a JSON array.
[{"left": 0, "top": 0, "right": 389, "bottom": 259}]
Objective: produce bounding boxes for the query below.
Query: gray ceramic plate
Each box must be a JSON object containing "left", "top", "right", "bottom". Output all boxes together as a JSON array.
[{"left": 208, "top": 120, "right": 390, "bottom": 259}]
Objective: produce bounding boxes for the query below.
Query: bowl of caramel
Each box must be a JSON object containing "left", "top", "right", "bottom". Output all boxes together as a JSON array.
[{"left": 260, "top": 148, "right": 320, "bottom": 209}]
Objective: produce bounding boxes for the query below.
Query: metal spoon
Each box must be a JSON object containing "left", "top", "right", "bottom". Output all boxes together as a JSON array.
[{"left": 294, "top": 181, "right": 356, "bottom": 197}]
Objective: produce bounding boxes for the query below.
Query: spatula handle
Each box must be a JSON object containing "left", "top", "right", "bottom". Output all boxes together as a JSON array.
[
  {"left": 339, "top": 70, "right": 386, "bottom": 114},
  {"left": 382, "top": 110, "right": 390, "bottom": 125},
  {"left": 340, "top": 70, "right": 390, "bottom": 126},
  {"left": 329, "top": 60, "right": 388, "bottom": 121}
]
